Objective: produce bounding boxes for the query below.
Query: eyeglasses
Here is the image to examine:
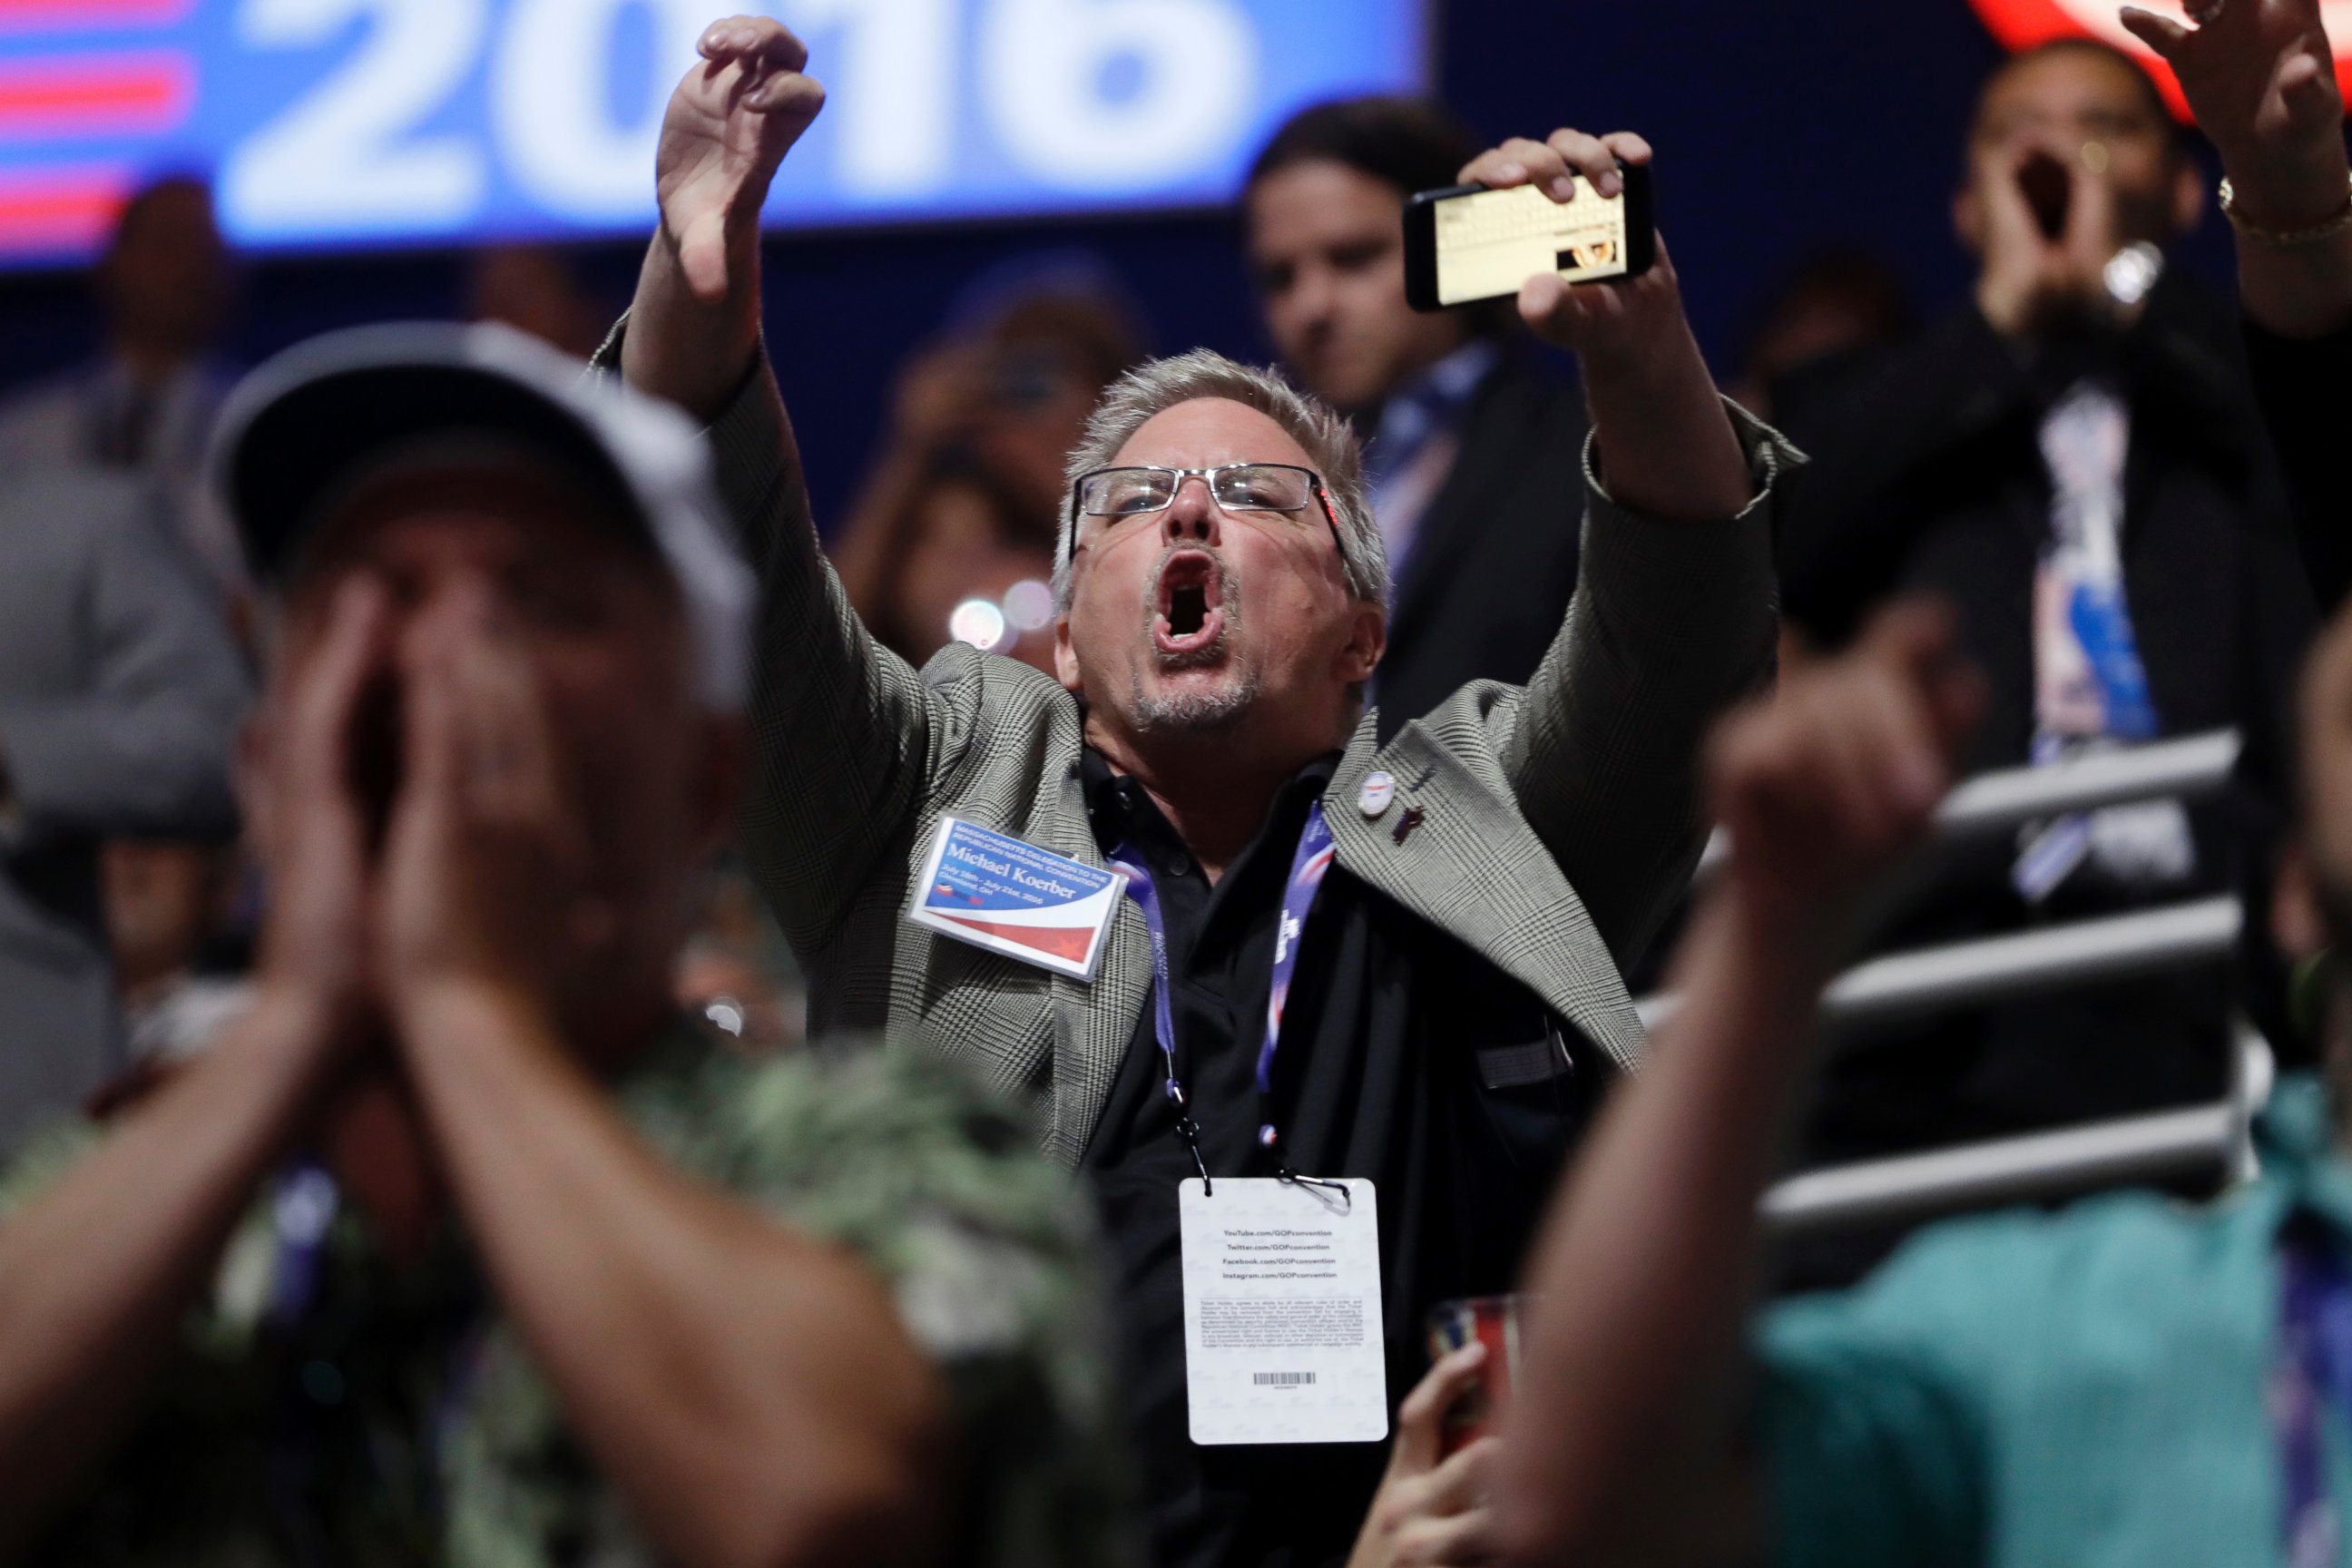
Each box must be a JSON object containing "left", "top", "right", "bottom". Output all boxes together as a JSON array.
[{"left": 1070, "top": 464, "right": 1348, "bottom": 564}]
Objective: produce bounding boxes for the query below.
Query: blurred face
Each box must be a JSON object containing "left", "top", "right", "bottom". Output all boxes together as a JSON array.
[
  {"left": 1959, "top": 48, "right": 2197, "bottom": 252},
  {"left": 890, "top": 478, "right": 1057, "bottom": 674},
  {"left": 267, "top": 464, "right": 735, "bottom": 1017},
  {"left": 1054, "top": 398, "right": 1383, "bottom": 761},
  {"left": 103, "top": 181, "right": 230, "bottom": 361},
  {"left": 469, "top": 245, "right": 607, "bottom": 359},
  {"left": 971, "top": 340, "right": 1106, "bottom": 517},
  {"left": 1247, "top": 160, "right": 1467, "bottom": 416}
]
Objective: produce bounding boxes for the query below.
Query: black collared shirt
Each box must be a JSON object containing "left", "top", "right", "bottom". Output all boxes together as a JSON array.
[{"left": 1077, "top": 748, "right": 1601, "bottom": 1568}]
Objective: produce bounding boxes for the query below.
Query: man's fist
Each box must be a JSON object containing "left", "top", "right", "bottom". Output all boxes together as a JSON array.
[
  {"left": 1706, "top": 602, "right": 1984, "bottom": 925},
  {"left": 657, "top": 16, "right": 826, "bottom": 304},
  {"left": 1455, "top": 130, "right": 1682, "bottom": 363}
]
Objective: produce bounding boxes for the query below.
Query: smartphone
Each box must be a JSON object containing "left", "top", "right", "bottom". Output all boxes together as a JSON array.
[{"left": 1403, "top": 164, "right": 1655, "bottom": 313}]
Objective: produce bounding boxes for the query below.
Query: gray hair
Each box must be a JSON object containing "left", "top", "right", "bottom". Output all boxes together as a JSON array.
[{"left": 1053, "top": 348, "right": 1388, "bottom": 612}]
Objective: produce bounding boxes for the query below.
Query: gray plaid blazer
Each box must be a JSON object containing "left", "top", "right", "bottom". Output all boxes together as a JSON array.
[{"left": 687, "top": 350, "right": 1789, "bottom": 1169}]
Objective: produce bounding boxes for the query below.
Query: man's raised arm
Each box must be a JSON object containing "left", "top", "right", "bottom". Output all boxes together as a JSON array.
[
  {"left": 612, "top": 17, "right": 935, "bottom": 955},
  {"left": 1470, "top": 131, "right": 1788, "bottom": 966},
  {"left": 2124, "top": 0, "right": 2352, "bottom": 340},
  {"left": 2122, "top": 0, "right": 2352, "bottom": 613}
]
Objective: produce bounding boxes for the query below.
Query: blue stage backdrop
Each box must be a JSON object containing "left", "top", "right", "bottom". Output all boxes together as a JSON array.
[
  {"left": 0, "top": 0, "right": 1423, "bottom": 264},
  {"left": 0, "top": 0, "right": 2256, "bottom": 530}
]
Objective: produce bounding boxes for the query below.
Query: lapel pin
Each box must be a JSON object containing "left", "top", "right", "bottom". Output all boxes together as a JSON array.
[
  {"left": 1357, "top": 771, "right": 1395, "bottom": 818},
  {"left": 1392, "top": 806, "right": 1426, "bottom": 846}
]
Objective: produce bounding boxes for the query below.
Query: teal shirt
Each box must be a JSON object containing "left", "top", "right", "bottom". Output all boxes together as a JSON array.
[{"left": 1759, "top": 1075, "right": 2352, "bottom": 1568}]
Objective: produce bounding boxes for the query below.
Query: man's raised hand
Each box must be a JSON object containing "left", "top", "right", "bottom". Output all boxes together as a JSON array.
[
  {"left": 659, "top": 17, "right": 825, "bottom": 304},
  {"left": 2122, "top": 0, "right": 2347, "bottom": 228},
  {"left": 624, "top": 16, "right": 823, "bottom": 416},
  {"left": 1456, "top": 130, "right": 1681, "bottom": 364}
]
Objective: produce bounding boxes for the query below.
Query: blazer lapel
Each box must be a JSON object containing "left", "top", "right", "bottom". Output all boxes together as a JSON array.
[
  {"left": 1027, "top": 689, "right": 1653, "bottom": 1164},
  {"left": 1326, "top": 715, "right": 1648, "bottom": 1073}
]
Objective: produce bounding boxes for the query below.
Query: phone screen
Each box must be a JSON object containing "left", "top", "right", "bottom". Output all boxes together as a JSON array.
[{"left": 1433, "top": 181, "right": 1630, "bottom": 307}]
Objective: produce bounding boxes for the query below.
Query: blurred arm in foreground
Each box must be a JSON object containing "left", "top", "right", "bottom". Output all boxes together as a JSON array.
[
  {"left": 1494, "top": 604, "right": 1981, "bottom": 1566},
  {"left": 1498, "top": 591, "right": 2352, "bottom": 1568}
]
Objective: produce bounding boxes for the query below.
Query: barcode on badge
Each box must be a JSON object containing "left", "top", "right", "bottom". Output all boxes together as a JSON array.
[{"left": 1252, "top": 1371, "right": 1317, "bottom": 1387}]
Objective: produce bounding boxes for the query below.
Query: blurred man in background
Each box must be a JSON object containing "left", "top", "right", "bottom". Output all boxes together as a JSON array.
[
  {"left": 829, "top": 262, "right": 1146, "bottom": 672},
  {"left": 1770, "top": 41, "right": 2315, "bottom": 1237},
  {"left": 1244, "top": 98, "right": 1592, "bottom": 734},
  {"left": 0, "top": 176, "right": 243, "bottom": 589},
  {"left": 466, "top": 241, "right": 615, "bottom": 361},
  {"left": 0, "top": 468, "right": 246, "bottom": 1155},
  {"left": 1727, "top": 247, "right": 1915, "bottom": 423},
  {"left": 0, "top": 322, "right": 1122, "bottom": 1566}
]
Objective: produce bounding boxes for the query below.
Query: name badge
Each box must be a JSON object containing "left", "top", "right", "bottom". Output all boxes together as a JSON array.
[
  {"left": 906, "top": 817, "right": 1124, "bottom": 981},
  {"left": 1179, "top": 1177, "right": 1387, "bottom": 1446}
]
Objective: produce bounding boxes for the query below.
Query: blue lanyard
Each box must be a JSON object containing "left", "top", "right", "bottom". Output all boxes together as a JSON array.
[
  {"left": 2276, "top": 1225, "right": 2352, "bottom": 1567},
  {"left": 1110, "top": 799, "right": 1338, "bottom": 1194},
  {"left": 267, "top": 1159, "right": 339, "bottom": 1328}
]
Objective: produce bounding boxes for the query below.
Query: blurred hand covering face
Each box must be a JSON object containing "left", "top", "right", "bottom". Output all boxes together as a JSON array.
[
  {"left": 263, "top": 465, "right": 735, "bottom": 1046},
  {"left": 1959, "top": 45, "right": 2194, "bottom": 333}
]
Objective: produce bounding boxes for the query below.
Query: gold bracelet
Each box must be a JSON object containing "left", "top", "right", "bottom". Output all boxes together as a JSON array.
[{"left": 2220, "top": 172, "right": 2352, "bottom": 248}]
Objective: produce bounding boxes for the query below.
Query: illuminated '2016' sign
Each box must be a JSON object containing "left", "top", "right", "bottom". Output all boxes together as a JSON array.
[
  {"left": 1967, "top": 0, "right": 2352, "bottom": 116},
  {"left": 0, "top": 0, "right": 1423, "bottom": 267}
]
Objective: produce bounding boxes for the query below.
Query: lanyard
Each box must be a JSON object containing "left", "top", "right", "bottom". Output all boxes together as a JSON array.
[
  {"left": 2276, "top": 1224, "right": 2352, "bottom": 1568},
  {"left": 267, "top": 1159, "right": 339, "bottom": 1328},
  {"left": 1110, "top": 799, "right": 1338, "bottom": 1195}
]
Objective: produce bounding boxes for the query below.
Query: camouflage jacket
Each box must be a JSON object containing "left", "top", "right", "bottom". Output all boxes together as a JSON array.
[{"left": 0, "top": 1027, "right": 1132, "bottom": 1568}]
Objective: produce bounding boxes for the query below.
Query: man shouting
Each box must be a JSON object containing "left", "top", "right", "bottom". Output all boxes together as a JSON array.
[{"left": 613, "top": 18, "right": 1790, "bottom": 1567}]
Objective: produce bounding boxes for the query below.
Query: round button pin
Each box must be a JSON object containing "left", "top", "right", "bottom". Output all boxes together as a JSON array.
[{"left": 1357, "top": 772, "right": 1396, "bottom": 818}]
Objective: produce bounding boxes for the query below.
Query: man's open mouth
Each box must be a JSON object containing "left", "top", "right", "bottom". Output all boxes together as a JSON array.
[{"left": 1152, "top": 550, "right": 1228, "bottom": 660}]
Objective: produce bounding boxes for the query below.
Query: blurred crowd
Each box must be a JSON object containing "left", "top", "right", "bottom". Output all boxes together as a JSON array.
[{"left": 0, "top": 2, "right": 2347, "bottom": 1565}]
